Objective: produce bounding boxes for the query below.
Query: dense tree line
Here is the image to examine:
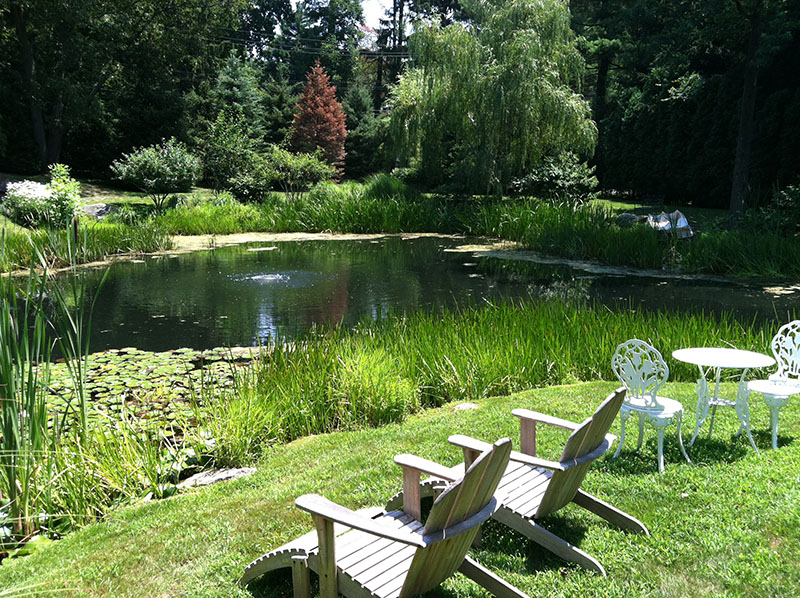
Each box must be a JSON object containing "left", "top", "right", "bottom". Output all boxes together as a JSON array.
[
  {"left": 573, "top": 0, "right": 800, "bottom": 210},
  {"left": 0, "top": 0, "right": 797, "bottom": 211}
]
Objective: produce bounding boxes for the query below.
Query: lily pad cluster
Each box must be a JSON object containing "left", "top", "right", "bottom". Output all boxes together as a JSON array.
[{"left": 47, "top": 346, "right": 259, "bottom": 426}]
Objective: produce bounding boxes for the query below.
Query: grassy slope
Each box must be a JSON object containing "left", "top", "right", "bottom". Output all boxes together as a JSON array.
[{"left": 1, "top": 381, "right": 798, "bottom": 597}]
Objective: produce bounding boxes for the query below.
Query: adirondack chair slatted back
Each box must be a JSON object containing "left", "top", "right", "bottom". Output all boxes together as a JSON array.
[
  {"left": 400, "top": 437, "right": 512, "bottom": 597},
  {"left": 611, "top": 340, "right": 668, "bottom": 409},
  {"left": 771, "top": 320, "right": 800, "bottom": 380},
  {"left": 536, "top": 388, "right": 625, "bottom": 518}
]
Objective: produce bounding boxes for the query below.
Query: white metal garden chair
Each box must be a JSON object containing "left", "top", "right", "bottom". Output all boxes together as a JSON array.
[
  {"left": 611, "top": 339, "right": 691, "bottom": 473},
  {"left": 750, "top": 320, "right": 800, "bottom": 449}
]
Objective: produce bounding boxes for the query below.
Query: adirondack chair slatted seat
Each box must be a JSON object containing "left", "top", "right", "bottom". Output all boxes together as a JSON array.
[
  {"left": 387, "top": 388, "right": 649, "bottom": 576},
  {"left": 240, "top": 437, "right": 531, "bottom": 598}
]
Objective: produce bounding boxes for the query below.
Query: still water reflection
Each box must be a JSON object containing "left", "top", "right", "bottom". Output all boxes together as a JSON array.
[{"left": 76, "top": 236, "right": 798, "bottom": 351}]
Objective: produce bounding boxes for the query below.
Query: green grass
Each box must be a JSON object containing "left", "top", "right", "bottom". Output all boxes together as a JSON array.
[{"left": 0, "top": 381, "right": 797, "bottom": 597}]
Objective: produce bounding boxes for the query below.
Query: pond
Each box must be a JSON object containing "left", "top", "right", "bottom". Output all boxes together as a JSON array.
[{"left": 76, "top": 235, "right": 799, "bottom": 352}]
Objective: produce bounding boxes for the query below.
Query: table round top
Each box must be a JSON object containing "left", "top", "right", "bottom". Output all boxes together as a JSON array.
[
  {"left": 671, "top": 347, "right": 775, "bottom": 369},
  {"left": 747, "top": 379, "right": 800, "bottom": 396}
]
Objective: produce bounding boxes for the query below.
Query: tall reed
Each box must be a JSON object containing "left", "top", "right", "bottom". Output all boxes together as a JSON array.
[
  {"left": 195, "top": 299, "right": 778, "bottom": 466},
  {"left": 0, "top": 222, "right": 171, "bottom": 273},
  {"left": 0, "top": 241, "right": 52, "bottom": 539},
  {"left": 0, "top": 239, "right": 186, "bottom": 547}
]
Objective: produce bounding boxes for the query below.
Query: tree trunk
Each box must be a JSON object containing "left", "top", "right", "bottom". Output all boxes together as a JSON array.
[
  {"left": 593, "top": 51, "right": 611, "bottom": 181},
  {"left": 11, "top": 4, "right": 49, "bottom": 170},
  {"left": 729, "top": 8, "right": 762, "bottom": 216}
]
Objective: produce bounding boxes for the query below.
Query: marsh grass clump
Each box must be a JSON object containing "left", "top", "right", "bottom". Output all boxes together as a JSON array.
[
  {"left": 190, "top": 300, "right": 775, "bottom": 467},
  {"left": 0, "top": 246, "right": 189, "bottom": 550},
  {"left": 0, "top": 223, "right": 171, "bottom": 272}
]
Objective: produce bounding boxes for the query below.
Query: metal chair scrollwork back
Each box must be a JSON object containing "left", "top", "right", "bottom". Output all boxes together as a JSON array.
[{"left": 770, "top": 320, "right": 800, "bottom": 382}]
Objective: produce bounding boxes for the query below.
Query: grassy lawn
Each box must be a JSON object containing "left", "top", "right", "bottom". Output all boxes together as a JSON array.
[
  {"left": 1, "top": 381, "right": 797, "bottom": 597},
  {"left": 77, "top": 180, "right": 215, "bottom": 207}
]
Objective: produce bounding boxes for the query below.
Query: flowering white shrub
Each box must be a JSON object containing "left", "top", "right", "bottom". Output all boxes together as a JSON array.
[{"left": 2, "top": 164, "right": 79, "bottom": 227}]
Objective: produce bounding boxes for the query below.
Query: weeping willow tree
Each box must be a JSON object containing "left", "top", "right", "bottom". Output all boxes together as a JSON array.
[{"left": 390, "top": 0, "right": 597, "bottom": 195}]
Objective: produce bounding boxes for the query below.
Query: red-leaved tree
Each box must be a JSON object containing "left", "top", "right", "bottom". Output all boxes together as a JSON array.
[{"left": 291, "top": 62, "right": 347, "bottom": 172}]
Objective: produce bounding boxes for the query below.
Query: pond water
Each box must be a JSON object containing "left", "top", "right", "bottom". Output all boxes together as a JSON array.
[{"left": 76, "top": 235, "right": 798, "bottom": 351}]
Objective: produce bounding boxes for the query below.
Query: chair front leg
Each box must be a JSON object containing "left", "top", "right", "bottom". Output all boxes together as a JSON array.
[
  {"left": 312, "top": 514, "right": 337, "bottom": 598},
  {"left": 613, "top": 409, "right": 631, "bottom": 458},
  {"left": 655, "top": 424, "right": 666, "bottom": 474},
  {"left": 636, "top": 412, "right": 646, "bottom": 450},
  {"left": 291, "top": 556, "right": 311, "bottom": 598}
]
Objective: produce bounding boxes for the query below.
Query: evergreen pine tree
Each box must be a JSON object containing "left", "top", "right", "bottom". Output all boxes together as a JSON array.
[
  {"left": 262, "top": 67, "right": 298, "bottom": 145},
  {"left": 290, "top": 62, "right": 347, "bottom": 170},
  {"left": 211, "top": 52, "right": 266, "bottom": 140}
]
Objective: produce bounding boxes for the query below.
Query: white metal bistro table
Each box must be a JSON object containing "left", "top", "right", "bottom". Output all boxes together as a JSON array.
[
  {"left": 672, "top": 347, "right": 775, "bottom": 452},
  {"left": 747, "top": 379, "right": 800, "bottom": 449}
]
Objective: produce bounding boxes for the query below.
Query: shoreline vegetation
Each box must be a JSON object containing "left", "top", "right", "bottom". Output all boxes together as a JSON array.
[{"left": 1, "top": 175, "right": 799, "bottom": 278}]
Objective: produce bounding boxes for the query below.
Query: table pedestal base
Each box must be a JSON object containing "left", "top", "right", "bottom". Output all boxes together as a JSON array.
[{"left": 689, "top": 370, "right": 758, "bottom": 453}]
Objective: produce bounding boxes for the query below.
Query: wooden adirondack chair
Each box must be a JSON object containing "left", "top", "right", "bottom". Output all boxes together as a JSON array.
[
  {"left": 387, "top": 388, "right": 649, "bottom": 576},
  {"left": 240, "top": 437, "right": 531, "bottom": 598}
]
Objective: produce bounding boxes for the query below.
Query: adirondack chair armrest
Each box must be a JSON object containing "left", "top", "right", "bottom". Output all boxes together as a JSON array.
[
  {"left": 295, "top": 494, "right": 426, "bottom": 547},
  {"left": 448, "top": 434, "right": 494, "bottom": 457},
  {"left": 448, "top": 434, "right": 564, "bottom": 470},
  {"left": 512, "top": 408, "right": 579, "bottom": 431},
  {"left": 393, "top": 454, "right": 459, "bottom": 482}
]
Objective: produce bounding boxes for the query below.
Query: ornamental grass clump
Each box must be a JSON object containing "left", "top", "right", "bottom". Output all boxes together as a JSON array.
[{"left": 1, "top": 164, "right": 78, "bottom": 228}]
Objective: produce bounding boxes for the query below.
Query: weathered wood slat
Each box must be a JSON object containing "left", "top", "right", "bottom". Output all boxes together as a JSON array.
[
  {"left": 346, "top": 538, "right": 415, "bottom": 579},
  {"left": 403, "top": 438, "right": 512, "bottom": 595},
  {"left": 362, "top": 552, "right": 414, "bottom": 593},
  {"left": 502, "top": 468, "right": 550, "bottom": 507}
]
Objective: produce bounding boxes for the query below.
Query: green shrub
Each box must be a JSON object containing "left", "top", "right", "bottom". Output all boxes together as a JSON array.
[
  {"left": 201, "top": 110, "right": 259, "bottom": 194},
  {"left": 1, "top": 164, "right": 78, "bottom": 228},
  {"left": 755, "top": 183, "right": 800, "bottom": 237},
  {"left": 267, "top": 145, "right": 336, "bottom": 200},
  {"left": 110, "top": 138, "right": 201, "bottom": 209},
  {"left": 228, "top": 146, "right": 335, "bottom": 203},
  {"left": 228, "top": 152, "right": 275, "bottom": 203},
  {"left": 509, "top": 152, "right": 599, "bottom": 205}
]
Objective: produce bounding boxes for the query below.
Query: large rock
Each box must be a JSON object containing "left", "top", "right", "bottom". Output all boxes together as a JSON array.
[
  {"left": 616, "top": 212, "right": 645, "bottom": 228},
  {"left": 81, "top": 203, "right": 116, "bottom": 218}
]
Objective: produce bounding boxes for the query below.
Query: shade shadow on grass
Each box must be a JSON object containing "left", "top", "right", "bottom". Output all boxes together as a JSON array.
[
  {"left": 750, "top": 428, "right": 795, "bottom": 449},
  {"left": 247, "top": 568, "right": 300, "bottom": 598},
  {"left": 478, "top": 516, "right": 593, "bottom": 576}
]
